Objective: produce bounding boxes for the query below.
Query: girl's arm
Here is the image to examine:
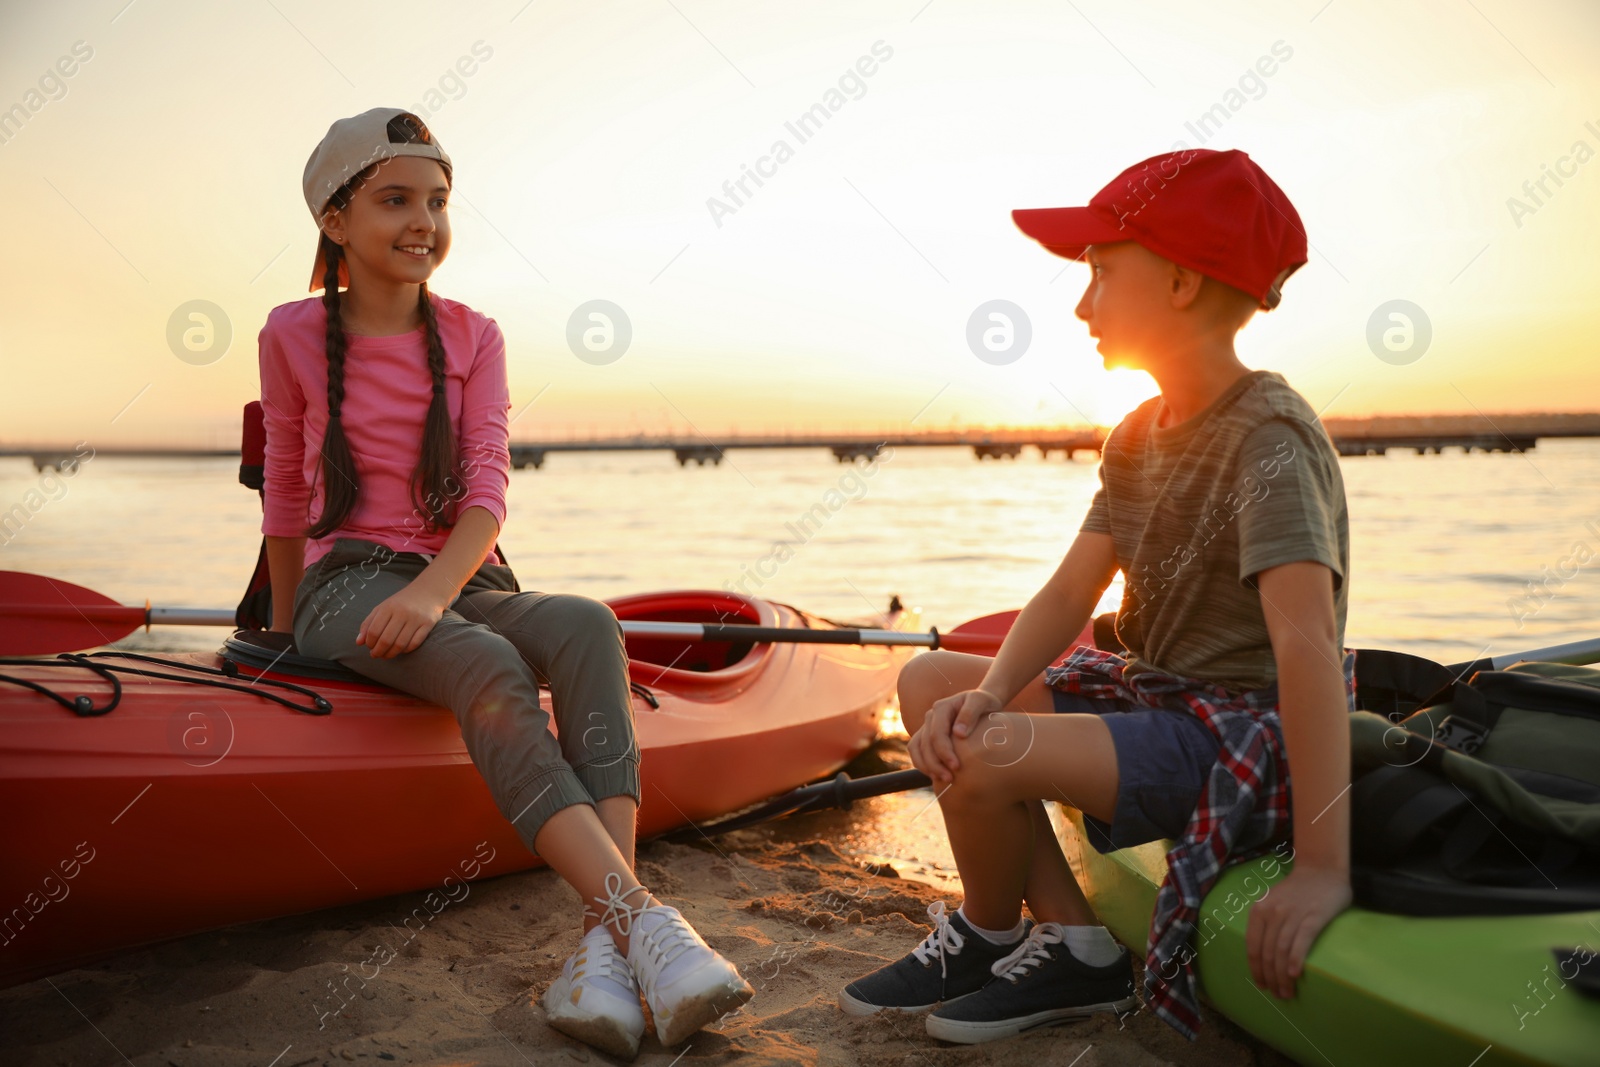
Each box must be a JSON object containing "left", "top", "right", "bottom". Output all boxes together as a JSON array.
[
  {"left": 452, "top": 317, "right": 512, "bottom": 534},
  {"left": 357, "top": 316, "right": 512, "bottom": 659},
  {"left": 357, "top": 509, "right": 500, "bottom": 659},
  {"left": 259, "top": 318, "right": 313, "bottom": 633},
  {"left": 266, "top": 535, "right": 306, "bottom": 633},
  {"left": 409, "top": 506, "right": 500, "bottom": 607}
]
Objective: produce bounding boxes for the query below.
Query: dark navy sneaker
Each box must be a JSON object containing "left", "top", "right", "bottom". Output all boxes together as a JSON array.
[
  {"left": 924, "top": 921, "right": 1136, "bottom": 1043},
  {"left": 838, "top": 901, "right": 1032, "bottom": 1015}
]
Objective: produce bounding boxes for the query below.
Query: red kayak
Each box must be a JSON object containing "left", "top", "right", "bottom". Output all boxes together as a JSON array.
[{"left": 0, "top": 589, "right": 916, "bottom": 988}]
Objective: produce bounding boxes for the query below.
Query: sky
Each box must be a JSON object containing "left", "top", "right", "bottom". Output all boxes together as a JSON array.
[{"left": 2, "top": 0, "right": 1597, "bottom": 447}]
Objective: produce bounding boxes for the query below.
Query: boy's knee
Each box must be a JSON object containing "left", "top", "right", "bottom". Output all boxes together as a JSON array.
[
  {"left": 946, "top": 712, "right": 1037, "bottom": 801},
  {"left": 897, "top": 652, "right": 965, "bottom": 729},
  {"left": 943, "top": 753, "right": 1005, "bottom": 806}
]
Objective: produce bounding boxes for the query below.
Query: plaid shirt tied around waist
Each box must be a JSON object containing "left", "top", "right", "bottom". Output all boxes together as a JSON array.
[{"left": 1042, "top": 645, "right": 1359, "bottom": 1040}]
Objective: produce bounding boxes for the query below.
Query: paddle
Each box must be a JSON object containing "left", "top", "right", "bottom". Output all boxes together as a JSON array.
[
  {"left": 0, "top": 570, "right": 1079, "bottom": 657},
  {"left": 12, "top": 571, "right": 1600, "bottom": 673},
  {"left": 666, "top": 768, "right": 933, "bottom": 842},
  {"left": 0, "top": 571, "right": 237, "bottom": 656}
]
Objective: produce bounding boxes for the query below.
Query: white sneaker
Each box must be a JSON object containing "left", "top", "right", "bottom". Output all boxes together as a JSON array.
[
  {"left": 587, "top": 873, "right": 754, "bottom": 1047},
  {"left": 629, "top": 904, "right": 755, "bottom": 1045},
  {"left": 541, "top": 924, "right": 646, "bottom": 1059}
]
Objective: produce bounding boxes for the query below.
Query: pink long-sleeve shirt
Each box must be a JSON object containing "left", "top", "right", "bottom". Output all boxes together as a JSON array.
[{"left": 258, "top": 294, "right": 512, "bottom": 573}]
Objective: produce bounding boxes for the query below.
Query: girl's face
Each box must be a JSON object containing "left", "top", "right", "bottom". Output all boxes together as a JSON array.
[{"left": 323, "top": 155, "right": 452, "bottom": 289}]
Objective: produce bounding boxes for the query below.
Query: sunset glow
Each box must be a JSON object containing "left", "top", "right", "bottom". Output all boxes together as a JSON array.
[{"left": 2, "top": 2, "right": 1596, "bottom": 447}]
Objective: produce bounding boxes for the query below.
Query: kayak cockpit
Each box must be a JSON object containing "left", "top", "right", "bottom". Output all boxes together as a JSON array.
[{"left": 612, "top": 590, "right": 766, "bottom": 673}]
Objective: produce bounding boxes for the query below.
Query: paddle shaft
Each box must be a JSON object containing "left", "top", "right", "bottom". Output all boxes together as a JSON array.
[
  {"left": 622, "top": 619, "right": 964, "bottom": 649},
  {"left": 9, "top": 596, "right": 1600, "bottom": 667},
  {"left": 2, "top": 604, "right": 235, "bottom": 627},
  {"left": 0, "top": 599, "right": 1007, "bottom": 653}
]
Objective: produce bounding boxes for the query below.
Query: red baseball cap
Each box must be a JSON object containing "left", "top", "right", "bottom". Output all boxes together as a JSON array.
[{"left": 1012, "top": 148, "right": 1307, "bottom": 310}]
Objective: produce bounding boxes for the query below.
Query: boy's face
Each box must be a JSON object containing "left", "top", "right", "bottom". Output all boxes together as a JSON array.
[{"left": 1073, "top": 241, "right": 1175, "bottom": 372}]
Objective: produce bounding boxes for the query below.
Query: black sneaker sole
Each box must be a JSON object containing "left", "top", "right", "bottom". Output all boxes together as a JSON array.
[
  {"left": 924, "top": 994, "right": 1139, "bottom": 1043},
  {"left": 838, "top": 988, "right": 937, "bottom": 1016}
]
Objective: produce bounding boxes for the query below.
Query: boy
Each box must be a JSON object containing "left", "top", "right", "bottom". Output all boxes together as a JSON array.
[{"left": 838, "top": 148, "right": 1355, "bottom": 1044}]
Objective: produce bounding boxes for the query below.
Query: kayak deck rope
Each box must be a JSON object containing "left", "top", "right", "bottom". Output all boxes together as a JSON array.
[
  {"left": 0, "top": 655, "right": 121, "bottom": 716},
  {"left": 0, "top": 650, "right": 333, "bottom": 717}
]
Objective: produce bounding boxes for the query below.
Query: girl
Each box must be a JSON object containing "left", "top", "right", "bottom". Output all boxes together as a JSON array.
[{"left": 260, "top": 108, "right": 753, "bottom": 1060}]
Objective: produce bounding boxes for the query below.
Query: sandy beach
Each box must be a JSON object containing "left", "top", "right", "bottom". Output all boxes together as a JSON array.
[{"left": 0, "top": 741, "right": 1292, "bottom": 1067}]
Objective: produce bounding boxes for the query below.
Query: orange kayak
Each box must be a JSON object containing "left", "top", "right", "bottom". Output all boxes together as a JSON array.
[{"left": 0, "top": 589, "right": 916, "bottom": 988}]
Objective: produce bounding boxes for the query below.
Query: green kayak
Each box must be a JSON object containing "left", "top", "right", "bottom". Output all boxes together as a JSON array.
[{"left": 1059, "top": 808, "right": 1600, "bottom": 1066}]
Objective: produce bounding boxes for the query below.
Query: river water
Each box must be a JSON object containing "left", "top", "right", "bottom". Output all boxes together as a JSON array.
[{"left": 5, "top": 440, "right": 1598, "bottom": 887}]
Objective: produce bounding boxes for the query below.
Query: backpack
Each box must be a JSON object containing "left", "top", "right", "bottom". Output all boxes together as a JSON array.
[{"left": 1349, "top": 649, "right": 1600, "bottom": 916}]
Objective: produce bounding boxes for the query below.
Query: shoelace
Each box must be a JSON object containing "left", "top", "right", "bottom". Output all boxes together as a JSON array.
[
  {"left": 573, "top": 930, "right": 635, "bottom": 990},
  {"left": 631, "top": 910, "right": 704, "bottom": 999},
  {"left": 583, "top": 871, "right": 653, "bottom": 938},
  {"left": 990, "top": 922, "right": 1066, "bottom": 983},
  {"left": 909, "top": 901, "right": 966, "bottom": 980}
]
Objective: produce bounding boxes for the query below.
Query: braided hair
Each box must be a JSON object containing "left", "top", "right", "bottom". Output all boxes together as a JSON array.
[{"left": 305, "top": 165, "right": 462, "bottom": 540}]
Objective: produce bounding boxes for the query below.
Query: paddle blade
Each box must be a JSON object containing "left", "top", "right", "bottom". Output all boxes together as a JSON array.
[
  {"left": 940, "top": 609, "right": 1096, "bottom": 662},
  {"left": 0, "top": 571, "right": 145, "bottom": 655},
  {"left": 947, "top": 609, "right": 1024, "bottom": 638}
]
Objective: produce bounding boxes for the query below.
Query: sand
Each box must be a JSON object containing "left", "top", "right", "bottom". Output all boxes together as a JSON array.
[{"left": 0, "top": 744, "right": 1294, "bottom": 1067}]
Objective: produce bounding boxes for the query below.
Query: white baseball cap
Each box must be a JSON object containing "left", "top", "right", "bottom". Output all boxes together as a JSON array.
[{"left": 302, "top": 108, "right": 452, "bottom": 292}]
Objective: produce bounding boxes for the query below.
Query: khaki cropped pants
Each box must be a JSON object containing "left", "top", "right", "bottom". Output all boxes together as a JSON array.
[{"left": 292, "top": 537, "right": 641, "bottom": 853}]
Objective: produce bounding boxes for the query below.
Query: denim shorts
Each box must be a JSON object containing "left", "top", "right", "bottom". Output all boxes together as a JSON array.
[{"left": 1051, "top": 688, "right": 1222, "bottom": 855}]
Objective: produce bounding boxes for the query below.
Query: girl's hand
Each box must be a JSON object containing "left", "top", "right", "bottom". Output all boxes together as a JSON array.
[
  {"left": 357, "top": 580, "right": 453, "bottom": 659},
  {"left": 908, "top": 689, "right": 1003, "bottom": 784}
]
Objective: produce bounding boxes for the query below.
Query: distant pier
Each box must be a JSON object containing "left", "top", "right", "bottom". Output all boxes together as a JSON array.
[
  {"left": 5, "top": 414, "right": 1600, "bottom": 471},
  {"left": 1317, "top": 413, "right": 1600, "bottom": 459},
  {"left": 503, "top": 429, "right": 1107, "bottom": 469}
]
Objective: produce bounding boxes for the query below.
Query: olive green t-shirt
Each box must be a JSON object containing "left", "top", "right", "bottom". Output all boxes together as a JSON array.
[{"left": 1080, "top": 369, "right": 1348, "bottom": 693}]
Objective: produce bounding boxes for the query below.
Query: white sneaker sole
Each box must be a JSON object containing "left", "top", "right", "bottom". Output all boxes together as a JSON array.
[
  {"left": 542, "top": 979, "right": 645, "bottom": 1059},
  {"left": 652, "top": 973, "right": 755, "bottom": 1047},
  {"left": 924, "top": 995, "right": 1138, "bottom": 1044}
]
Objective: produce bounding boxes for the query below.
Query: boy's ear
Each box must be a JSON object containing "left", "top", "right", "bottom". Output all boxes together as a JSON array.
[{"left": 1167, "top": 262, "right": 1207, "bottom": 311}]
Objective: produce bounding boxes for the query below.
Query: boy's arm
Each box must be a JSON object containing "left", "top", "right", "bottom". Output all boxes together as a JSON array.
[
  {"left": 1247, "top": 559, "right": 1351, "bottom": 999},
  {"left": 976, "top": 530, "right": 1118, "bottom": 706},
  {"left": 935, "top": 531, "right": 1117, "bottom": 762}
]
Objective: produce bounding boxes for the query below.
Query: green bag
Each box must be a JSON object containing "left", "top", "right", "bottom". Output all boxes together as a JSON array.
[{"left": 1349, "top": 653, "right": 1600, "bottom": 916}]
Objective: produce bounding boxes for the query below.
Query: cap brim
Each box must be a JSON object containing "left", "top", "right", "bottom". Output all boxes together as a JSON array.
[{"left": 1011, "top": 206, "right": 1129, "bottom": 262}]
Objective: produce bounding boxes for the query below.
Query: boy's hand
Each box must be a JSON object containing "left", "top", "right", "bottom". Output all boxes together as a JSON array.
[
  {"left": 1245, "top": 864, "right": 1351, "bottom": 998},
  {"left": 357, "top": 579, "right": 453, "bottom": 659},
  {"left": 908, "top": 689, "right": 1002, "bottom": 784}
]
